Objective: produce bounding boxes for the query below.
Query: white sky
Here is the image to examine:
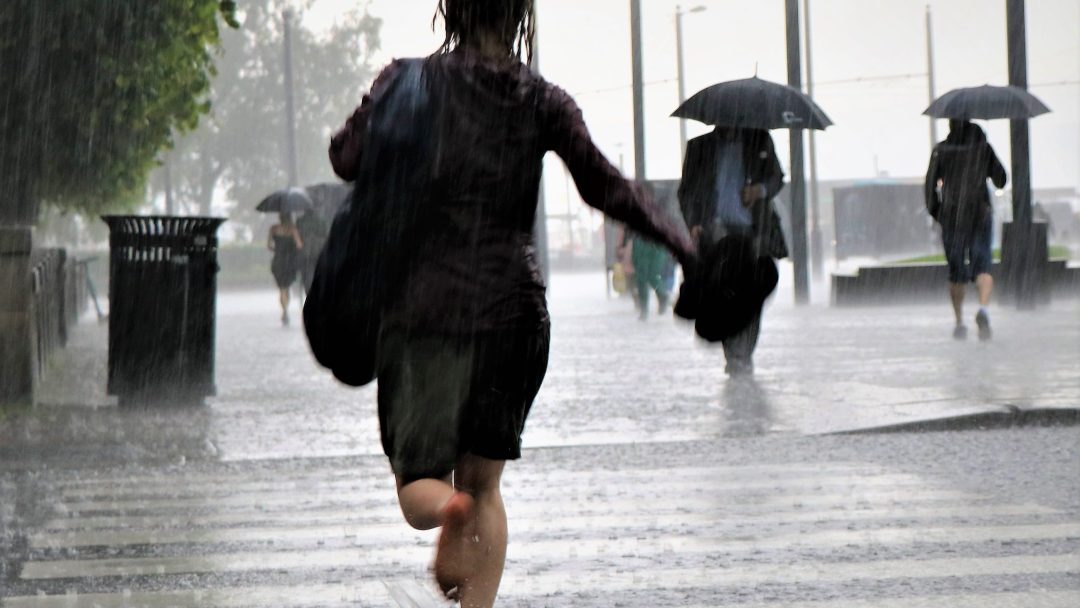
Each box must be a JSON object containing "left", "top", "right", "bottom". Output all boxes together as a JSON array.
[{"left": 301, "top": 0, "right": 1079, "bottom": 206}]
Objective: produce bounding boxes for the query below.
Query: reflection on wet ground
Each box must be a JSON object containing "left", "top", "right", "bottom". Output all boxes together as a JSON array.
[{"left": 8, "top": 272, "right": 1080, "bottom": 467}]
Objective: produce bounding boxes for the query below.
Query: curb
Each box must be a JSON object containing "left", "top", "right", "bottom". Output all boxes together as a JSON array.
[{"left": 827, "top": 406, "right": 1080, "bottom": 435}]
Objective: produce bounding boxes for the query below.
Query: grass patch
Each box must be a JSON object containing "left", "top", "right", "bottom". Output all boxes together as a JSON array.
[{"left": 895, "top": 245, "right": 1072, "bottom": 264}]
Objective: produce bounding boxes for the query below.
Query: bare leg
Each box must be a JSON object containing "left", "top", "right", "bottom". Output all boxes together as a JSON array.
[
  {"left": 975, "top": 273, "right": 993, "bottom": 306},
  {"left": 436, "top": 454, "right": 507, "bottom": 608},
  {"left": 396, "top": 475, "right": 454, "bottom": 530},
  {"left": 948, "top": 282, "right": 965, "bottom": 326},
  {"left": 278, "top": 288, "right": 290, "bottom": 324},
  {"left": 974, "top": 273, "right": 994, "bottom": 340}
]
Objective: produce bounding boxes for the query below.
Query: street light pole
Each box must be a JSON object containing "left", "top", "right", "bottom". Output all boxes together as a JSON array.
[
  {"left": 802, "top": 0, "right": 824, "bottom": 281},
  {"left": 1004, "top": 0, "right": 1043, "bottom": 309},
  {"left": 925, "top": 5, "right": 939, "bottom": 149},
  {"left": 630, "top": 0, "right": 646, "bottom": 182},
  {"left": 531, "top": 0, "right": 550, "bottom": 283},
  {"left": 785, "top": 0, "right": 810, "bottom": 305},
  {"left": 282, "top": 8, "right": 300, "bottom": 188},
  {"left": 675, "top": 6, "right": 705, "bottom": 161}
]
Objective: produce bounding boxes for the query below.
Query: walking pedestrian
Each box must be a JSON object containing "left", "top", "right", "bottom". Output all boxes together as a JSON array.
[
  {"left": 296, "top": 210, "right": 329, "bottom": 293},
  {"left": 267, "top": 211, "right": 303, "bottom": 326},
  {"left": 328, "top": 2, "right": 694, "bottom": 605},
  {"left": 925, "top": 119, "right": 1007, "bottom": 340},
  {"left": 631, "top": 235, "right": 670, "bottom": 319},
  {"left": 678, "top": 127, "right": 787, "bottom": 375}
]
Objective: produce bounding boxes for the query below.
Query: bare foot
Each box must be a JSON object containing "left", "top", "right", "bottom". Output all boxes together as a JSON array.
[{"left": 434, "top": 491, "right": 476, "bottom": 601}]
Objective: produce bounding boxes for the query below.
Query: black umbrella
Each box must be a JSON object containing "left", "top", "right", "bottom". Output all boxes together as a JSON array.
[
  {"left": 673, "top": 77, "right": 833, "bottom": 130},
  {"left": 923, "top": 85, "right": 1050, "bottom": 120},
  {"left": 255, "top": 187, "right": 314, "bottom": 214}
]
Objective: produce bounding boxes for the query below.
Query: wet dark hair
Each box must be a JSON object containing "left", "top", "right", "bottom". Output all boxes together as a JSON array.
[{"left": 433, "top": 0, "right": 534, "bottom": 63}]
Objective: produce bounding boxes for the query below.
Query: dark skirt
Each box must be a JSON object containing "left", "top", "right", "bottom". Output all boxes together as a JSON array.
[
  {"left": 271, "top": 251, "right": 299, "bottom": 289},
  {"left": 376, "top": 324, "right": 550, "bottom": 484}
]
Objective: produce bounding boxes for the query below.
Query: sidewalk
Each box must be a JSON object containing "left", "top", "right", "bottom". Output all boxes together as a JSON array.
[{"left": 9, "top": 270, "right": 1078, "bottom": 466}]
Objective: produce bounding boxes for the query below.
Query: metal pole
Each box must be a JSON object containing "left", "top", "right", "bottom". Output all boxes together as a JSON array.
[
  {"left": 1006, "top": 0, "right": 1039, "bottom": 309},
  {"left": 802, "top": 0, "right": 823, "bottom": 281},
  {"left": 630, "top": 0, "right": 647, "bottom": 182},
  {"left": 531, "top": 0, "right": 550, "bottom": 283},
  {"left": 785, "top": 0, "right": 810, "bottom": 305},
  {"left": 1006, "top": 0, "right": 1032, "bottom": 228},
  {"left": 925, "top": 5, "right": 939, "bottom": 148},
  {"left": 676, "top": 6, "right": 689, "bottom": 160},
  {"left": 282, "top": 9, "right": 300, "bottom": 187}
]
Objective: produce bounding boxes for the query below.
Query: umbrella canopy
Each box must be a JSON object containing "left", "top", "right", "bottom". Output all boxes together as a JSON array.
[
  {"left": 672, "top": 77, "right": 833, "bottom": 131},
  {"left": 255, "top": 187, "right": 314, "bottom": 214},
  {"left": 923, "top": 85, "right": 1050, "bottom": 120}
]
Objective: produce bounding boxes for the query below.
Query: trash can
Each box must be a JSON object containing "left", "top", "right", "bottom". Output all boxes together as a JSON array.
[{"left": 103, "top": 216, "right": 225, "bottom": 406}]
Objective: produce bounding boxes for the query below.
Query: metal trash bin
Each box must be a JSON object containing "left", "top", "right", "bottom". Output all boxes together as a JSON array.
[{"left": 103, "top": 216, "right": 225, "bottom": 406}]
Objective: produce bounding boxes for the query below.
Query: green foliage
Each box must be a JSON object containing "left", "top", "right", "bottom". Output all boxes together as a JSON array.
[
  {"left": 149, "top": 2, "right": 382, "bottom": 238},
  {"left": 0, "top": 0, "right": 236, "bottom": 223},
  {"left": 895, "top": 245, "right": 1073, "bottom": 264}
]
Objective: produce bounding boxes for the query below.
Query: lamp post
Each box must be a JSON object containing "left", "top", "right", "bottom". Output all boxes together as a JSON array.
[
  {"left": 675, "top": 5, "right": 706, "bottom": 160},
  {"left": 925, "top": 5, "right": 939, "bottom": 149},
  {"left": 630, "top": 0, "right": 646, "bottom": 182},
  {"left": 531, "top": 0, "right": 550, "bottom": 283},
  {"left": 282, "top": 8, "right": 300, "bottom": 187},
  {"left": 802, "top": 0, "right": 823, "bottom": 281},
  {"left": 785, "top": 0, "right": 810, "bottom": 304}
]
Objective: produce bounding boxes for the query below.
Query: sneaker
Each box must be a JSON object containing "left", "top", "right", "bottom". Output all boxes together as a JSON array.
[
  {"left": 975, "top": 310, "right": 992, "bottom": 341},
  {"left": 953, "top": 324, "right": 967, "bottom": 340}
]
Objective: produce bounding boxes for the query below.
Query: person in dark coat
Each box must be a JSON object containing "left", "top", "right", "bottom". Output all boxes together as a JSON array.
[
  {"left": 925, "top": 119, "right": 1007, "bottom": 340},
  {"left": 295, "top": 210, "right": 328, "bottom": 293},
  {"left": 328, "top": 1, "right": 694, "bottom": 604},
  {"left": 678, "top": 127, "right": 786, "bottom": 375}
]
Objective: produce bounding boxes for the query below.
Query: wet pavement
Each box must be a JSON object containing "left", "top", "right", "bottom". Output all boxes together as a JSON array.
[{"left": 2, "top": 271, "right": 1079, "bottom": 606}]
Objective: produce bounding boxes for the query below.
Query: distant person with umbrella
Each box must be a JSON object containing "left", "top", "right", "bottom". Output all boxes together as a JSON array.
[
  {"left": 925, "top": 120, "right": 1006, "bottom": 340},
  {"left": 678, "top": 126, "right": 786, "bottom": 375},
  {"left": 259, "top": 187, "right": 314, "bottom": 325},
  {"left": 267, "top": 212, "right": 303, "bottom": 325},
  {"left": 672, "top": 76, "right": 831, "bottom": 375},
  {"left": 922, "top": 84, "right": 1048, "bottom": 340}
]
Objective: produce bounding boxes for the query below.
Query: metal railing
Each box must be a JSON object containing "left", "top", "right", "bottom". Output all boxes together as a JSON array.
[{"left": 29, "top": 248, "right": 89, "bottom": 381}]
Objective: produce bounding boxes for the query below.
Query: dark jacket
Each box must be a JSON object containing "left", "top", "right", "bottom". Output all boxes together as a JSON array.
[
  {"left": 329, "top": 50, "right": 694, "bottom": 334},
  {"left": 678, "top": 128, "right": 788, "bottom": 259},
  {"left": 925, "top": 123, "right": 1007, "bottom": 231}
]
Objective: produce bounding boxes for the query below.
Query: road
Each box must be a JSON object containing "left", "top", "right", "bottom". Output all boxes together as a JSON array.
[{"left": 2, "top": 272, "right": 1078, "bottom": 606}]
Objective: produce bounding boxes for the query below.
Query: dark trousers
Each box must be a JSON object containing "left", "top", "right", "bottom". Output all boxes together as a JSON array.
[{"left": 722, "top": 309, "right": 761, "bottom": 373}]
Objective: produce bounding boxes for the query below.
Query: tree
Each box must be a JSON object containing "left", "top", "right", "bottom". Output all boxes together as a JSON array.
[
  {"left": 0, "top": 0, "right": 238, "bottom": 225},
  {"left": 150, "top": 2, "right": 381, "bottom": 238}
]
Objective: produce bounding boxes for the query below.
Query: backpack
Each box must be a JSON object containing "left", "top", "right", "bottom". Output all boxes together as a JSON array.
[{"left": 303, "top": 59, "right": 436, "bottom": 386}]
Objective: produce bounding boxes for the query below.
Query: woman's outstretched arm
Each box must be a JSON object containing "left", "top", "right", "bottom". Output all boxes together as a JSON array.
[{"left": 543, "top": 84, "right": 695, "bottom": 266}]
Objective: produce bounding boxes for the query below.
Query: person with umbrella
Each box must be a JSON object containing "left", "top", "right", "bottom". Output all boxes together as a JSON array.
[
  {"left": 673, "top": 77, "right": 829, "bottom": 375},
  {"left": 678, "top": 127, "right": 785, "bottom": 375},
  {"left": 925, "top": 120, "right": 1006, "bottom": 341},
  {"left": 923, "top": 84, "right": 1049, "bottom": 340},
  {"left": 260, "top": 188, "right": 312, "bottom": 325}
]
